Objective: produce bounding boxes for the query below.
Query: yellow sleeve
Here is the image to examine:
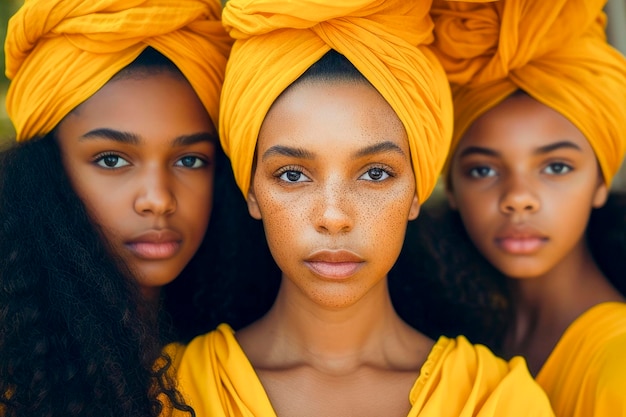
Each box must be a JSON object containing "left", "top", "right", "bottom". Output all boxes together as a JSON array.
[
  {"left": 574, "top": 333, "right": 626, "bottom": 417},
  {"left": 410, "top": 336, "right": 554, "bottom": 416}
]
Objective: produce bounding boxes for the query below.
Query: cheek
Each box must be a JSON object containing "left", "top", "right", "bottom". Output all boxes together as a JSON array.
[
  {"left": 360, "top": 184, "right": 414, "bottom": 247},
  {"left": 175, "top": 177, "right": 215, "bottom": 247},
  {"left": 454, "top": 190, "right": 494, "bottom": 240},
  {"left": 259, "top": 191, "right": 306, "bottom": 244},
  {"left": 72, "top": 177, "right": 124, "bottom": 231}
]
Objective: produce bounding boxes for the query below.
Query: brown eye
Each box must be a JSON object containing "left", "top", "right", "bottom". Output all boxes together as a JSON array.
[
  {"left": 544, "top": 163, "right": 572, "bottom": 175},
  {"left": 278, "top": 169, "right": 310, "bottom": 183},
  {"left": 359, "top": 167, "right": 390, "bottom": 182},
  {"left": 95, "top": 154, "right": 130, "bottom": 169},
  {"left": 176, "top": 156, "right": 206, "bottom": 168},
  {"left": 469, "top": 166, "right": 496, "bottom": 178}
]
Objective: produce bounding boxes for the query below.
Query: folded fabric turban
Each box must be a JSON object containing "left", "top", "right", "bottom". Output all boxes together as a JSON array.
[
  {"left": 5, "top": 0, "right": 232, "bottom": 142},
  {"left": 219, "top": 0, "right": 453, "bottom": 203},
  {"left": 431, "top": 0, "right": 626, "bottom": 185}
]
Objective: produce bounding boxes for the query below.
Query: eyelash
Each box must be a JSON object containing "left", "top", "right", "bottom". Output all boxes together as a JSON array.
[
  {"left": 274, "top": 165, "right": 309, "bottom": 183},
  {"left": 273, "top": 164, "right": 396, "bottom": 184},
  {"left": 543, "top": 162, "right": 572, "bottom": 175},
  {"left": 92, "top": 153, "right": 209, "bottom": 170},
  {"left": 465, "top": 161, "right": 574, "bottom": 179},
  {"left": 359, "top": 164, "right": 395, "bottom": 182},
  {"left": 93, "top": 152, "right": 129, "bottom": 169}
]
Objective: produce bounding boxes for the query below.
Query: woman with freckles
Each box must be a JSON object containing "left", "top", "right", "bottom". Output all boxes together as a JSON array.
[
  {"left": 421, "top": 0, "right": 626, "bottom": 415},
  {"left": 167, "top": 1, "right": 554, "bottom": 416}
]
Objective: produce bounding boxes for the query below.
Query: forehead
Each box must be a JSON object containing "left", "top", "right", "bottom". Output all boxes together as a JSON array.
[
  {"left": 61, "top": 72, "right": 212, "bottom": 134},
  {"left": 258, "top": 79, "right": 407, "bottom": 152},
  {"left": 460, "top": 94, "right": 594, "bottom": 155}
]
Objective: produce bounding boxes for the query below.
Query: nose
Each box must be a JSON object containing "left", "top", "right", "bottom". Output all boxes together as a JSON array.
[
  {"left": 134, "top": 168, "right": 177, "bottom": 216},
  {"left": 499, "top": 175, "right": 540, "bottom": 215},
  {"left": 314, "top": 180, "right": 354, "bottom": 235}
]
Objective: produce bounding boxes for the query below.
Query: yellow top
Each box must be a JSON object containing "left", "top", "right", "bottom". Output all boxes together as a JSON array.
[
  {"left": 5, "top": 0, "right": 232, "bottom": 141},
  {"left": 430, "top": 0, "right": 626, "bottom": 185},
  {"left": 219, "top": 0, "right": 453, "bottom": 203},
  {"left": 166, "top": 324, "right": 554, "bottom": 417},
  {"left": 536, "top": 302, "right": 626, "bottom": 417}
]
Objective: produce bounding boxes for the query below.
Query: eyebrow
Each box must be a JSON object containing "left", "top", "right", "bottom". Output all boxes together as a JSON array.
[
  {"left": 261, "top": 140, "right": 405, "bottom": 161},
  {"left": 262, "top": 145, "right": 314, "bottom": 161},
  {"left": 80, "top": 129, "right": 216, "bottom": 146},
  {"left": 458, "top": 140, "right": 582, "bottom": 158},
  {"left": 353, "top": 141, "right": 406, "bottom": 158},
  {"left": 534, "top": 140, "right": 582, "bottom": 154},
  {"left": 458, "top": 146, "right": 499, "bottom": 158}
]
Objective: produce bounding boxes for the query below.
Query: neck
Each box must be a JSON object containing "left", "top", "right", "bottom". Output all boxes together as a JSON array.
[
  {"left": 239, "top": 275, "right": 427, "bottom": 373},
  {"left": 140, "top": 286, "right": 162, "bottom": 318},
  {"left": 504, "top": 241, "right": 622, "bottom": 373}
]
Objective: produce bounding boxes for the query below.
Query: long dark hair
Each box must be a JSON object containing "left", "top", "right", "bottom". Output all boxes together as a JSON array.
[
  {"left": 0, "top": 48, "right": 203, "bottom": 417},
  {"left": 390, "top": 197, "right": 511, "bottom": 350},
  {"left": 0, "top": 136, "right": 194, "bottom": 416}
]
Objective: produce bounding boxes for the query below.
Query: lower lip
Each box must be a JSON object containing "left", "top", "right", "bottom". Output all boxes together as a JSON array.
[
  {"left": 497, "top": 237, "right": 546, "bottom": 255},
  {"left": 126, "top": 241, "right": 181, "bottom": 260},
  {"left": 305, "top": 261, "right": 363, "bottom": 279}
]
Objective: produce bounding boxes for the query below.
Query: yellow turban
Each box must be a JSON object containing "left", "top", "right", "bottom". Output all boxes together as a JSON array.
[
  {"left": 431, "top": 0, "right": 626, "bottom": 185},
  {"left": 219, "top": 0, "right": 453, "bottom": 203},
  {"left": 5, "top": 0, "right": 232, "bottom": 142}
]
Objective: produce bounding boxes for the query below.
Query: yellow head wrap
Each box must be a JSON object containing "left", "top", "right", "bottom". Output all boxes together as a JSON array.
[
  {"left": 431, "top": 0, "right": 626, "bottom": 185},
  {"left": 5, "top": 0, "right": 232, "bottom": 142},
  {"left": 219, "top": 0, "right": 452, "bottom": 203}
]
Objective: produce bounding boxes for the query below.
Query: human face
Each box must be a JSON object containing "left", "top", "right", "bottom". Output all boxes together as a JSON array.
[
  {"left": 56, "top": 71, "right": 216, "bottom": 301},
  {"left": 247, "top": 79, "right": 419, "bottom": 310},
  {"left": 447, "top": 93, "right": 608, "bottom": 279}
]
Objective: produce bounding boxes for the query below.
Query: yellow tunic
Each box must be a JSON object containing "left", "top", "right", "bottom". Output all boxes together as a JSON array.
[
  {"left": 167, "top": 324, "right": 553, "bottom": 417},
  {"left": 536, "top": 302, "right": 626, "bottom": 417}
]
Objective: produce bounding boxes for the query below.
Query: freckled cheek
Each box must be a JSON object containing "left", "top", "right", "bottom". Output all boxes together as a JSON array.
[
  {"left": 255, "top": 188, "right": 307, "bottom": 248},
  {"left": 359, "top": 185, "right": 414, "bottom": 249}
]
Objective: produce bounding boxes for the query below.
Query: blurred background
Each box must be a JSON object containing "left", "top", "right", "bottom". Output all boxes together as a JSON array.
[{"left": 1, "top": 0, "right": 625, "bottom": 186}]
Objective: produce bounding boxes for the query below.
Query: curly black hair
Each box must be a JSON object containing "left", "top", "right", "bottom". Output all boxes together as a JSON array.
[
  {"left": 0, "top": 136, "right": 195, "bottom": 417},
  {"left": 0, "top": 47, "right": 222, "bottom": 417},
  {"left": 389, "top": 197, "right": 511, "bottom": 350}
]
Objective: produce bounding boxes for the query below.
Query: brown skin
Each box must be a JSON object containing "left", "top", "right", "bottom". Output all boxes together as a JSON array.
[
  {"left": 237, "top": 79, "right": 433, "bottom": 417},
  {"left": 447, "top": 93, "right": 624, "bottom": 375},
  {"left": 56, "top": 72, "right": 216, "bottom": 304}
]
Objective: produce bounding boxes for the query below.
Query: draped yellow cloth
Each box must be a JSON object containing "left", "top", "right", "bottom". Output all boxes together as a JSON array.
[
  {"left": 166, "top": 324, "right": 554, "bottom": 417},
  {"left": 431, "top": 0, "right": 626, "bottom": 185},
  {"left": 5, "top": 0, "right": 232, "bottom": 142},
  {"left": 219, "top": 0, "right": 453, "bottom": 203},
  {"left": 536, "top": 302, "right": 626, "bottom": 417}
]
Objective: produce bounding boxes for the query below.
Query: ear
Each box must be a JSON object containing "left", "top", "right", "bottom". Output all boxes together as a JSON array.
[
  {"left": 246, "top": 183, "right": 263, "bottom": 220},
  {"left": 408, "top": 193, "right": 420, "bottom": 220},
  {"left": 592, "top": 181, "right": 609, "bottom": 209}
]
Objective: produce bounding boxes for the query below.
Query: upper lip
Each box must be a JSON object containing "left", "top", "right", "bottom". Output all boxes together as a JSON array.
[
  {"left": 126, "top": 229, "right": 182, "bottom": 244},
  {"left": 495, "top": 224, "right": 547, "bottom": 240},
  {"left": 305, "top": 250, "right": 364, "bottom": 263}
]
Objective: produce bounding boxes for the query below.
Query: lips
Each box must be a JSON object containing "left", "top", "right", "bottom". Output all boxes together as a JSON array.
[
  {"left": 304, "top": 250, "right": 365, "bottom": 279},
  {"left": 125, "top": 229, "right": 182, "bottom": 260},
  {"left": 495, "top": 226, "right": 548, "bottom": 255}
]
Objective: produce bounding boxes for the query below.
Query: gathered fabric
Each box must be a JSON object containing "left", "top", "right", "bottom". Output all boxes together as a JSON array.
[
  {"left": 5, "top": 0, "right": 232, "bottom": 142},
  {"left": 219, "top": 0, "right": 453, "bottom": 203},
  {"left": 166, "top": 324, "right": 554, "bottom": 417},
  {"left": 536, "top": 302, "right": 626, "bottom": 417},
  {"left": 431, "top": 0, "right": 626, "bottom": 184}
]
